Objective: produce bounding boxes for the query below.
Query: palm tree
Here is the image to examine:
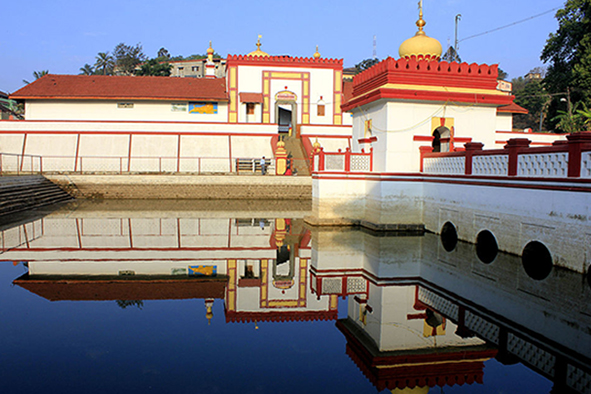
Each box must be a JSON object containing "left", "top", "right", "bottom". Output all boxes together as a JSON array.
[
  {"left": 94, "top": 52, "right": 115, "bottom": 75},
  {"left": 575, "top": 102, "right": 591, "bottom": 131},
  {"left": 22, "top": 70, "right": 49, "bottom": 84},
  {"left": 79, "top": 64, "right": 95, "bottom": 75}
]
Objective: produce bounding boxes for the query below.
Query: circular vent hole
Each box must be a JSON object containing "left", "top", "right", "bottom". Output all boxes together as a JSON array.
[{"left": 476, "top": 230, "right": 498, "bottom": 264}]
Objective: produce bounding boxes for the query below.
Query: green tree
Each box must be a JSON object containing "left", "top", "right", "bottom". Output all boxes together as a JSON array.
[
  {"left": 114, "top": 43, "right": 147, "bottom": 75},
  {"left": 157, "top": 47, "right": 170, "bottom": 59},
  {"left": 79, "top": 64, "right": 95, "bottom": 75},
  {"left": 513, "top": 79, "right": 549, "bottom": 131},
  {"left": 135, "top": 59, "right": 172, "bottom": 76},
  {"left": 576, "top": 102, "right": 591, "bottom": 129},
  {"left": 552, "top": 101, "right": 584, "bottom": 133},
  {"left": 541, "top": 0, "right": 591, "bottom": 130},
  {"left": 94, "top": 52, "right": 115, "bottom": 75}
]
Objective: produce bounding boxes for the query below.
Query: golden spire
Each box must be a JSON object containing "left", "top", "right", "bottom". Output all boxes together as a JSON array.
[
  {"left": 313, "top": 45, "right": 321, "bottom": 59},
  {"left": 398, "top": 0, "right": 442, "bottom": 60},
  {"left": 248, "top": 35, "right": 270, "bottom": 57},
  {"left": 207, "top": 41, "right": 214, "bottom": 62},
  {"left": 416, "top": 0, "right": 426, "bottom": 35}
]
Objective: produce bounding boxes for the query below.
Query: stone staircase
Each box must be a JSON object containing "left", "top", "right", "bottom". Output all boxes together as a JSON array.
[
  {"left": 0, "top": 175, "right": 74, "bottom": 216},
  {"left": 281, "top": 136, "right": 310, "bottom": 176}
]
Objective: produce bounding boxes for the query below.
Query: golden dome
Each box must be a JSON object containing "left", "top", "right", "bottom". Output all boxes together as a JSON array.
[
  {"left": 248, "top": 35, "right": 270, "bottom": 57},
  {"left": 399, "top": 3, "right": 442, "bottom": 60},
  {"left": 313, "top": 45, "right": 321, "bottom": 59},
  {"left": 207, "top": 41, "right": 214, "bottom": 55}
]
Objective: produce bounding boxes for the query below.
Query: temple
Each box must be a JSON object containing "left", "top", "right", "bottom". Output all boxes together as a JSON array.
[{"left": 2, "top": 38, "right": 352, "bottom": 174}]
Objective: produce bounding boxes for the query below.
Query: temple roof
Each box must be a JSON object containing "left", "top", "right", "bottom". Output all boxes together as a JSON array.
[
  {"left": 11, "top": 74, "right": 228, "bottom": 102},
  {"left": 497, "top": 102, "right": 528, "bottom": 114}
]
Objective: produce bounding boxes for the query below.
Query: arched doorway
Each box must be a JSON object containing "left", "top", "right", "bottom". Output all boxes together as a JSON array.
[
  {"left": 274, "top": 101, "right": 297, "bottom": 136},
  {"left": 432, "top": 126, "right": 451, "bottom": 152}
]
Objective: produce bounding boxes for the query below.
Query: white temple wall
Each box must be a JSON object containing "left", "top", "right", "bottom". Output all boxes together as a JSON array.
[
  {"left": 496, "top": 112, "right": 513, "bottom": 132},
  {"left": 235, "top": 65, "right": 338, "bottom": 125},
  {"left": 352, "top": 101, "right": 499, "bottom": 172},
  {"left": 422, "top": 181, "right": 591, "bottom": 273},
  {"left": 311, "top": 176, "right": 367, "bottom": 221},
  {"left": 24, "top": 100, "right": 229, "bottom": 122}
]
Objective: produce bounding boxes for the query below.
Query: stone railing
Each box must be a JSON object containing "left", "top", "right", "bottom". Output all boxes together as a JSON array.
[
  {"left": 311, "top": 147, "right": 373, "bottom": 172},
  {"left": 421, "top": 132, "right": 591, "bottom": 178}
]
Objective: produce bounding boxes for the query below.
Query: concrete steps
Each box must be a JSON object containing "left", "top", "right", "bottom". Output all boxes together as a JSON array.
[
  {"left": 282, "top": 136, "right": 310, "bottom": 176},
  {"left": 0, "top": 175, "right": 74, "bottom": 216}
]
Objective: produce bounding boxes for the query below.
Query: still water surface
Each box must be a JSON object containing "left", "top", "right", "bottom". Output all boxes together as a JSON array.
[{"left": 0, "top": 201, "right": 589, "bottom": 393}]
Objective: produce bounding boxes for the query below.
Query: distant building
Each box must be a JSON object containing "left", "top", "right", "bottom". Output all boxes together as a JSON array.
[{"left": 169, "top": 58, "right": 226, "bottom": 79}]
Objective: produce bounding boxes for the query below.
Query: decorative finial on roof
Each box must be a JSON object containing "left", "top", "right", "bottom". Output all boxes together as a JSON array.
[
  {"left": 398, "top": 0, "right": 442, "bottom": 61},
  {"left": 313, "top": 45, "right": 321, "bottom": 59},
  {"left": 247, "top": 35, "right": 270, "bottom": 57},
  {"left": 207, "top": 41, "right": 214, "bottom": 63}
]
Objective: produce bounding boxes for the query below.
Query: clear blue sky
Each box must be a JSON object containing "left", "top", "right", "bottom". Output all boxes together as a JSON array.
[{"left": 1, "top": 0, "right": 564, "bottom": 94}]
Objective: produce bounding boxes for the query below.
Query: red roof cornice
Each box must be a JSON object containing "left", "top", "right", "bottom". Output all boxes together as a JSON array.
[
  {"left": 343, "top": 88, "right": 514, "bottom": 112},
  {"left": 336, "top": 319, "right": 498, "bottom": 391},
  {"left": 225, "top": 310, "right": 338, "bottom": 323},
  {"left": 227, "top": 54, "right": 343, "bottom": 70}
]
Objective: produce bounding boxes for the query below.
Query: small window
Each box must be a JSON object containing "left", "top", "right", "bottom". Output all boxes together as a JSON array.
[
  {"left": 171, "top": 103, "right": 187, "bottom": 112},
  {"left": 317, "top": 104, "right": 325, "bottom": 116},
  {"left": 191, "top": 66, "right": 199, "bottom": 72},
  {"left": 117, "top": 103, "right": 134, "bottom": 109},
  {"left": 246, "top": 103, "right": 255, "bottom": 115}
]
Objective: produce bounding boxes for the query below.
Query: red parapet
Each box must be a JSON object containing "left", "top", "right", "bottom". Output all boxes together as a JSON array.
[
  {"left": 226, "top": 54, "right": 343, "bottom": 69},
  {"left": 464, "top": 142, "right": 484, "bottom": 175},
  {"left": 352, "top": 57, "right": 499, "bottom": 95}
]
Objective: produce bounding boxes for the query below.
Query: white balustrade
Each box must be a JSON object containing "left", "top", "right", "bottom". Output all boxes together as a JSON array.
[
  {"left": 518, "top": 152, "right": 568, "bottom": 177},
  {"left": 325, "top": 155, "right": 345, "bottom": 171},
  {"left": 350, "top": 155, "right": 371, "bottom": 172},
  {"left": 581, "top": 152, "right": 591, "bottom": 178},
  {"left": 472, "top": 155, "right": 508, "bottom": 176},
  {"left": 423, "top": 156, "right": 465, "bottom": 175}
]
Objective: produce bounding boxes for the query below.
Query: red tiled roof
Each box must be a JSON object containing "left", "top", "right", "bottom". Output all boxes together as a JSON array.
[
  {"left": 10, "top": 74, "right": 228, "bottom": 102},
  {"left": 239, "top": 92, "right": 263, "bottom": 103},
  {"left": 14, "top": 274, "right": 227, "bottom": 301},
  {"left": 497, "top": 102, "right": 528, "bottom": 114}
]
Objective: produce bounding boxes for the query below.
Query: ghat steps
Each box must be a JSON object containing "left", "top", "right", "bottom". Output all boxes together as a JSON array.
[{"left": 0, "top": 175, "right": 73, "bottom": 216}]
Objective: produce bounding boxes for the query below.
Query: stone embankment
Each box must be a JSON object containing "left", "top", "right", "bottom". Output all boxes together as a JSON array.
[
  {"left": 0, "top": 175, "right": 73, "bottom": 216},
  {"left": 47, "top": 174, "right": 312, "bottom": 200}
]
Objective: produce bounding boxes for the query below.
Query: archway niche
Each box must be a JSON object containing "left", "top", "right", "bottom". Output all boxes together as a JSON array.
[
  {"left": 432, "top": 126, "right": 451, "bottom": 152},
  {"left": 476, "top": 230, "right": 498, "bottom": 264},
  {"left": 522, "top": 241, "right": 553, "bottom": 281}
]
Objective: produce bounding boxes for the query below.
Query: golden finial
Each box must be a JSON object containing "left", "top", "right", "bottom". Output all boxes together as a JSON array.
[
  {"left": 248, "top": 35, "right": 270, "bottom": 57},
  {"left": 313, "top": 45, "right": 321, "bottom": 59},
  {"left": 416, "top": 0, "right": 426, "bottom": 35},
  {"left": 398, "top": 0, "right": 442, "bottom": 60}
]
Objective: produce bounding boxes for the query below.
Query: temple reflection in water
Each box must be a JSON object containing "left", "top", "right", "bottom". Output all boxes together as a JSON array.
[{"left": 2, "top": 202, "right": 590, "bottom": 393}]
